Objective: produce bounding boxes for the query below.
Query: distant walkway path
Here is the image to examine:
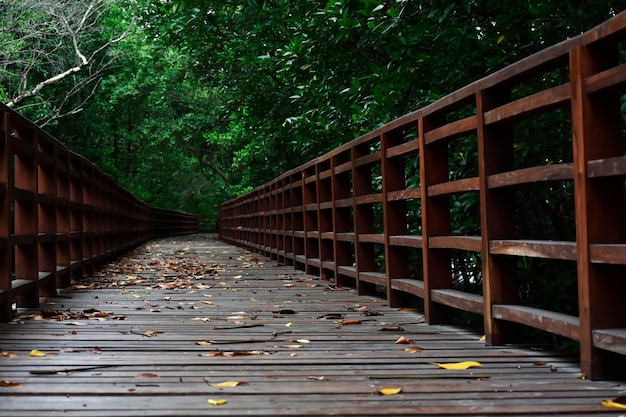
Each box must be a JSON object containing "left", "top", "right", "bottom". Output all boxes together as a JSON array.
[{"left": 0, "top": 234, "right": 624, "bottom": 416}]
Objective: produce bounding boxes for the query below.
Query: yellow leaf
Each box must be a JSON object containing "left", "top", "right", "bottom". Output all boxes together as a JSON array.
[
  {"left": 208, "top": 399, "right": 227, "bottom": 406},
  {"left": 479, "top": 335, "right": 486, "bottom": 342},
  {"left": 196, "top": 341, "right": 213, "bottom": 346},
  {"left": 497, "top": 35, "right": 505, "bottom": 44},
  {"left": 285, "top": 322, "right": 292, "bottom": 327},
  {"left": 377, "top": 387, "right": 402, "bottom": 395},
  {"left": 126, "top": 275, "right": 136, "bottom": 280},
  {"left": 28, "top": 350, "right": 47, "bottom": 357},
  {"left": 431, "top": 361, "right": 482, "bottom": 370},
  {"left": 209, "top": 381, "right": 246, "bottom": 387},
  {"left": 233, "top": 275, "right": 242, "bottom": 279},
  {"left": 601, "top": 399, "right": 626, "bottom": 409},
  {"left": 0, "top": 380, "right": 22, "bottom": 388}
]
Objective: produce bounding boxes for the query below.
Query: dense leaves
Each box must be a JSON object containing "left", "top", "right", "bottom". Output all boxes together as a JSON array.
[{"left": 2, "top": 0, "right": 623, "bottom": 337}]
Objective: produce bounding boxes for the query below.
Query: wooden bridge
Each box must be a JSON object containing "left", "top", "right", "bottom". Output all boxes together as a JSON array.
[
  {"left": 1, "top": 234, "right": 625, "bottom": 416},
  {"left": 1, "top": 9, "right": 626, "bottom": 417}
]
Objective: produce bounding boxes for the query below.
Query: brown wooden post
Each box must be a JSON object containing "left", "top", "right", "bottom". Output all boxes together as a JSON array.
[
  {"left": 352, "top": 143, "right": 377, "bottom": 296},
  {"left": 12, "top": 118, "right": 39, "bottom": 308},
  {"left": 55, "top": 149, "right": 71, "bottom": 288},
  {"left": 331, "top": 152, "right": 354, "bottom": 289},
  {"left": 0, "top": 110, "right": 11, "bottom": 320},
  {"left": 36, "top": 135, "right": 58, "bottom": 297},
  {"left": 318, "top": 160, "right": 334, "bottom": 280},
  {"left": 381, "top": 131, "right": 410, "bottom": 307},
  {"left": 570, "top": 43, "right": 626, "bottom": 379},
  {"left": 419, "top": 115, "right": 452, "bottom": 323},
  {"left": 303, "top": 166, "right": 319, "bottom": 274},
  {"left": 476, "top": 87, "right": 518, "bottom": 345}
]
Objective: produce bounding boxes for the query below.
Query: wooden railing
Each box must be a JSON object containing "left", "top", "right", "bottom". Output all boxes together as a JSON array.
[
  {"left": 219, "top": 12, "right": 626, "bottom": 380},
  {"left": 0, "top": 104, "right": 198, "bottom": 321}
]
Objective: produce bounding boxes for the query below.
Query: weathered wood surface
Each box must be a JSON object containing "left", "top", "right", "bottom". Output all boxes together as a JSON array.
[{"left": 0, "top": 234, "right": 624, "bottom": 416}]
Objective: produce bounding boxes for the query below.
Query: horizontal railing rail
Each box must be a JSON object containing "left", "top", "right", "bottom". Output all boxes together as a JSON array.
[
  {"left": 0, "top": 103, "right": 198, "bottom": 321},
  {"left": 219, "top": 11, "right": 626, "bottom": 380}
]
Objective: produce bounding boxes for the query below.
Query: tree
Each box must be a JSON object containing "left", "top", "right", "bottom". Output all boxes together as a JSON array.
[{"left": 0, "top": 0, "right": 130, "bottom": 126}]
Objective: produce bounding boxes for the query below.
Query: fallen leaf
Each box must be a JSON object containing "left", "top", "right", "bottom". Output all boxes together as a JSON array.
[
  {"left": 233, "top": 275, "right": 243, "bottom": 279},
  {"left": 379, "top": 326, "right": 404, "bottom": 332},
  {"left": 295, "top": 339, "right": 310, "bottom": 344},
  {"left": 282, "top": 345, "right": 302, "bottom": 349},
  {"left": 533, "top": 361, "right": 547, "bottom": 366},
  {"left": 196, "top": 341, "right": 213, "bottom": 346},
  {"left": 395, "top": 336, "right": 413, "bottom": 344},
  {"left": 431, "top": 361, "right": 482, "bottom": 370},
  {"left": 140, "top": 330, "right": 163, "bottom": 337},
  {"left": 134, "top": 373, "right": 159, "bottom": 378},
  {"left": 0, "top": 380, "right": 22, "bottom": 388},
  {"left": 404, "top": 346, "right": 423, "bottom": 353},
  {"left": 339, "top": 320, "right": 361, "bottom": 325},
  {"left": 601, "top": 398, "right": 626, "bottom": 409},
  {"left": 479, "top": 335, "right": 486, "bottom": 342},
  {"left": 307, "top": 376, "right": 325, "bottom": 381},
  {"left": 28, "top": 350, "right": 47, "bottom": 357},
  {"left": 66, "top": 321, "right": 87, "bottom": 326},
  {"left": 285, "top": 322, "right": 292, "bottom": 327},
  {"left": 378, "top": 387, "right": 402, "bottom": 395},
  {"left": 208, "top": 399, "right": 227, "bottom": 406},
  {"left": 209, "top": 381, "right": 247, "bottom": 387}
]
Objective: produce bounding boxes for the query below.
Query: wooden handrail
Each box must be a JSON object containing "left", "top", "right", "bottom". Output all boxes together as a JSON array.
[
  {"left": 219, "top": 11, "right": 626, "bottom": 380},
  {"left": 0, "top": 104, "right": 198, "bottom": 322}
]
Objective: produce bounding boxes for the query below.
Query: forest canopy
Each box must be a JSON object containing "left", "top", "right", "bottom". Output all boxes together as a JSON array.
[{"left": 0, "top": 0, "right": 622, "bottom": 217}]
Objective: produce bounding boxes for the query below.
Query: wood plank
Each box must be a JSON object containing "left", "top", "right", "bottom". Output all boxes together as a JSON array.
[
  {"left": 487, "top": 164, "right": 574, "bottom": 189},
  {"left": 430, "top": 289, "right": 484, "bottom": 314},
  {"left": 424, "top": 115, "right": 477, "bottom": 144},
  {"left": 492, "top": 304, "right": 580, "bottom": 340},
  {"left": 489, "top": 240, "right": 577, "bottom": 260},
  {"left": 484, "top": 84, "right": 570, "bottom": 125},
  {"left": 0, "top": 234, "right": 624, "bottom": 417},
  {"left": 592, "top": 328, "right": 626, "bottom": 355},
  {"left": 388, "top": 235, "right": 423, "bottom": 248},
  {"left": 430, "top": 235, "right": 482, "bottom": 252},
  {"left": 427, "top": 177, "right": 480, "bottom": 197},
  {"left": 387, "top": 188, "right": 421, "bottom": 201},
  {"left": 589, "top": 243, "right": 626, "bottom": 265}
]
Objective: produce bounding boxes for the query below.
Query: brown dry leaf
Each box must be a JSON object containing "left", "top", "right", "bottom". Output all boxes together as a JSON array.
[
  {"left": 533, "top": 361, "right": 547, "bottom": 366},
  {"left": 307, "top": 376, "right": 325, "bottom": 381},
  {"left": 339, "top": 319, "right": 361, "bottom": 325},
  {"left": 404, "top": 346, "right": 424, "bottom": 353},
  {"left": 66, "top": 321, "right": 87, "bottom": 326},
  {"left": 201, "top": 301, "right": 216, "bottom": 306},
  {"left": 209, "top": 381, "right": 247, "bottom": 387},
  {"left": 196, "top": 341, "right": 213, "bottom": 346},
  {"left": 0, "top": 380, "right": 22, "bottom": 388},
  {"left": 140, "top": 330, "right": 163, "bottom": 337},
  {"left": 395, "top": 336, "right": 413, "bottom": 344},
  {"left": 379, "top": 326, "right": 404, "bottom": 332},
  {"left": 377, "top": 387, "right": 402, "bottom": 395},
  {"left": 134, "top": 373, "right": 159, "bottom": 378}
]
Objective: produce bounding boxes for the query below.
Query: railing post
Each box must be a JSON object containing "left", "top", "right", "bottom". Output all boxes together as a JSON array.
[
  {"left": 419, "top": 115, "right": 452, "bottom": 323},
  {"left": 570, "top": 43, "right": 626, "bottom": 379},
  {"left": 0, "top": 111, "right": 11, "bottom": 320},
  {"left": 381, "top": 131, "right": 409, "bottom": 307},
  {"left": 476, "top": 87, "right": 518, "bottom": 346},
  {"left": 352, "top": 143, "right": 376, "bottom": 296}
]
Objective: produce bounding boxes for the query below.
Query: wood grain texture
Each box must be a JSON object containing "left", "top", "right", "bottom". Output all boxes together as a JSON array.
[{"left": 1, "top": 234, "right": 623, "bottom": 417}]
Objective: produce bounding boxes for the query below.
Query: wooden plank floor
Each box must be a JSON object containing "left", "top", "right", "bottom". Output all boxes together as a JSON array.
[{"left": 0, "top": 234, "right": 624, "bottom": 416}]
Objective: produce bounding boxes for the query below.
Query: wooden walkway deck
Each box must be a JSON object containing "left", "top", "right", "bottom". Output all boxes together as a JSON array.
[{"left": 0, "top": 234, "right": 624, "bottom": 416}]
